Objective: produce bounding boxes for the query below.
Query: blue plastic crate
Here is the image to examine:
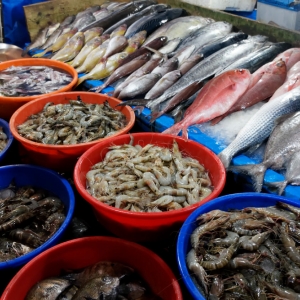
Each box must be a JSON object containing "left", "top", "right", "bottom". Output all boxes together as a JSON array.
[{"left": 258, "top": 0, "right": 300, "bottom": 11}]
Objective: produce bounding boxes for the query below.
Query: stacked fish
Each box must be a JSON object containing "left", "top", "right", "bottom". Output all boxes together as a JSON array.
[{"left": 0, "top": 127, "right": 8, "bottom": 152}]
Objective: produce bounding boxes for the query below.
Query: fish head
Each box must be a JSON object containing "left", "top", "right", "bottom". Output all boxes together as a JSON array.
[
  {"left": 269, "top": 59, "right": 287, "bottom": 76},
  {"left": 128, "top": 30, "right": 147, "bottom": 45},
  {"left": 69, "top": 28, "right": 79, "bottom": 35},
  {"left": 100, "top": 34, "right": 111, "bottom": 43}
]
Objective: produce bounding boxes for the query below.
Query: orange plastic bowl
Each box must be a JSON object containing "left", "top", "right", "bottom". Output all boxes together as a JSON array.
[
  {"left": 74, "top": 133, "right": 226, "bottom": 242},
  {"left": 0, "top": 58, "right": 78, "bottom": 121},
  {"left": 9, "top": 92, "right": 135, "bottom": 172},
  {"left": 1, "top": 236, "right": 183, "bottom": 300}
]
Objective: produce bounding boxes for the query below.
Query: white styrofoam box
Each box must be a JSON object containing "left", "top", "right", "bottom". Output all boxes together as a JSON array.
[
  {"left": 180, "top": 0, "right": 257, "bottom": 11},
  {"left": 257, "top": 1, "right": 300, "bottom": 31}
]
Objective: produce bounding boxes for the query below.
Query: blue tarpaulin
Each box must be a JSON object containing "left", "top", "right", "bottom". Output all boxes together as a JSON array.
[{"left": 2, "top": 0, "right": 48, "bottom": 48}]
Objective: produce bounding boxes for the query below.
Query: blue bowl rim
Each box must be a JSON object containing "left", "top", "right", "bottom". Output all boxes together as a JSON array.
[
  {"left": 0, "top": 118, "right": 14, "bottom": 162},
  {"left": 176, "top": 192, "right": 299, "bottom": 300},
  {"left": 0, "top": 164, "right": 75, "bottom": 269}
]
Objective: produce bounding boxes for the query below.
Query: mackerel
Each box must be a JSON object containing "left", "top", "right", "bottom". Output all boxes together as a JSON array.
[{"left": 147, "top": 38, "right": 266, "bottom": 110}]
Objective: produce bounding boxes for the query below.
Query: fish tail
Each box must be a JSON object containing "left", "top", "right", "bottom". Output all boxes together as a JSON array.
[
  {"left": 229, "top": 163, "right": 267, "bottom": 193},
  {"left": 162, "top": 122, "right": 183, "bottom": 137},
  {"left": 210, "top": 114, "right": 226, "bottom": 126},
  {"left": 265, "top": 180, "right": 288, "bottom": 196},
  {"left": 133, "top": 106, "right": 145, "bottom": 115},
  {"left": 92, "top": 84, "right": 105, "bottom": 93},
  {"left": 76, "top": 75, "right": 88, "bottom": 87},
  {"left": 32, "top": 50, "right": 48, "bottom": 58}
]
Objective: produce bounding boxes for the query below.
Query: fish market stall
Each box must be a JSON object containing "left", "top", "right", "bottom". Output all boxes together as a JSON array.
[{"left": 2, "top": 0, "right": 300, "bottom": 299}]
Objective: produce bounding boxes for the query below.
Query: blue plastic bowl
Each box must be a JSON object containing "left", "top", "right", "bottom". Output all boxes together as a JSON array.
[
  {"left": 176, "top": 192, "right": 300, "bottom": 300},
  {"left": 0, "top": 118, "right": 14, "bottom": 165},
  {"left": 0, "top": 164, "right": 75, "bottom": 270}
]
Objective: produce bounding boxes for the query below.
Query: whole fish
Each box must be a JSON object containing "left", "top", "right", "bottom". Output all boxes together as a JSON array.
[
  {"left": 92, "top": 52, "right": 151, "bottom": 93},
  {"left": 110, "top": 24, "right": 128, "bottom": 38},
  {"left": 196, "top": 32, "right": 248, "bottom": 58},
  {"left": 51, "top": 32, "right": 85, "bottom": 62},
  {"left": 40, "top": 27, "right": 63, "bottom": 50},
  {"left": 75, "top": 35, "right": 110, "bottom": 73},
  {"left": 150, "top": 80, "right": 204, "bottom": 122},
  {"left": 269, "top": 151, "right": 300, "bottom": 195},
  {"left": 145, "top": 70, "right": 181, "bottom": 99},
  {"left": 173, "top": 45, "right": 195, "bottom": 67},
  {"left": 103, "top": 3, "right": 170, "bottom": 34},
  {"left": 76, "top": 52, "right": 128, "bottom": 86},
  {"left": 151, "top": 56, "right": 178, "bottom": 76},
  {"left": 147, "top": 38, "right": 266, "bottom": 110},
  {"left": 162, "top": 69, "right": 251, "bottom": 139},
  {"left": 81, "top": 0, "right": 157, "bottom": 32},
  {"left": 211, "top": 59, "right": 287, "bottom": 125},
  {"left": 151, "top": 38, "right": 182, "bottom": 59},
  {"left": 118, "top": 73, "right": 161, "bottom": 99},
  {"left": 176, "top": 21, "right": 232, "bottom": 53},
  {"left": 22, "top": 27, "right": 49, "bottom": 56},
  {"left": 102, "top": 35, "right": 128, "bottom": 60},
  {"left": 124, "top": 8, "right": 184, "bottom": 39},
  {"left": 216, "top": 42, "right": 291, "bottom": 75},
  {"left": 119, "top": 36, "right": 168, "bottom": 67},
  {"left": 71, "top": 12, "right": 96, "bottom": 31},
  {"left": 113, "top": 56, "right": 163, "bottom": 97},
  {"left": 32, "top": 28, "right": 78, "bottom": 58},
  {"left": 178, "top": 54, "right": 203, "bottom": 75},
  {"left": 71, "top": 36, "right": 103, "bottom": 68},
  {"left": 84, "top": 27, "right": 103, "bottom": 43},
  {"left": 218, "top": 86, "right": 300, "bottom": 169},
  {"left": 273, "top": 47, "right": 300, "bottom": 70},
  {"left": 145, "top": 16, "right": 214, "bottom": 44},
  {"left": 270, "top": 61, "right": 300, "bottom": 100},
  {"left": 229, "top": 111, "right": 300, "bottom": 193}
]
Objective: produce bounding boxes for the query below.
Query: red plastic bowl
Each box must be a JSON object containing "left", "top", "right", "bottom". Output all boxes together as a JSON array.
[
  {"left": 1, "top": 236, "right": 182, "bottom": 300},
  {"left": 9, "top": 92, "right": 135, "bottom": 172},
  {"left": 74, "top": 132, "right": 226, "bottom": 242},
  {"left": 0, "top": 58, "right": 78, "bottom": 121}
]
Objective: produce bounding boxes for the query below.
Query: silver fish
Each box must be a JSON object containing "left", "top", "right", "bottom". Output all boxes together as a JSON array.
[
  {"left": 219, "top": 87, "right": 300, "bottom": 169},
  {"left": 151, "top": 56, "right": 178, "bottom": 76},
  {"left": 147, "top": 39, "right": 266, "bottom": 110},
  {"left": 71, "top": 13, "right": 96, "bottom": 31},
  {"left": 22, "top": 27, "right": 49, "bottom": 56},
  {"left": 145, "top": 16, "right": 215, "bottom": 44},
  {"left": 118, "top": 73, "right": 161, "bottom": 99},
  {"left": 178, "top": 54, "right": 203, "bottom": 75},
  {"left": 60, "top": 15, "right": 76, "bottom": 28},
  {"left": 152, "top": 38, "right": 183, "bottom": 59},
  {"left": 270, "top": 151, "right": 300, "bottom": 195},
  {"left": 145, "top": 70, "right": 181, "bottom": 99},
  {"left": 40, "top": 27, "right": 63, "bottom": 50},
  {"left": 173, "top": 45, "right": 196, "bottom": 67},
  {"left": 176, "top": 21, "right": 233, "bottom": 53},
  {"left": 229, "top": 112, "right": 300, "bottom": 192}
]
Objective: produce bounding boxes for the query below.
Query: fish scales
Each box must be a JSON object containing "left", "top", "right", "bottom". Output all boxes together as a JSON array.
[
  {"left": 219, "top": 86, "right": 300, "bottom": 169},
  {"left": 147, "top": 39, "right": 266, "bottom": 110}
]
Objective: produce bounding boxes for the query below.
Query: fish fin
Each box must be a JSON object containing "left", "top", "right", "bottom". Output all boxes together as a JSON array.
[
  {"left": 143, "top": 46, "right": 163, "bottom": 57},
  {"left": 210, "top": 115, "right": 225, "bottom": 126},
  {"left": 265, "top": 180, "right": 288, "bottom": 196},
  {"left": 229, "top": 164, "right": 267, "bottom": 193},
  {"left": 133, "top": 106, "right": 145, "bottom": 115},
  {"left": 162, "top": 123, "right": 182, "bottom": 137}
]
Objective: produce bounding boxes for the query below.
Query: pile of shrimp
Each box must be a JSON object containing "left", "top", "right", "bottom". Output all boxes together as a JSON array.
[
  {"left": 0, "top": 127, "right": 8, "bottom": 152},
  {"left": 86, "top": 139, "right": 213, "bottom": 212},
  {"left": 187, "top": 202, "right": 300, "bottom": 299}
]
